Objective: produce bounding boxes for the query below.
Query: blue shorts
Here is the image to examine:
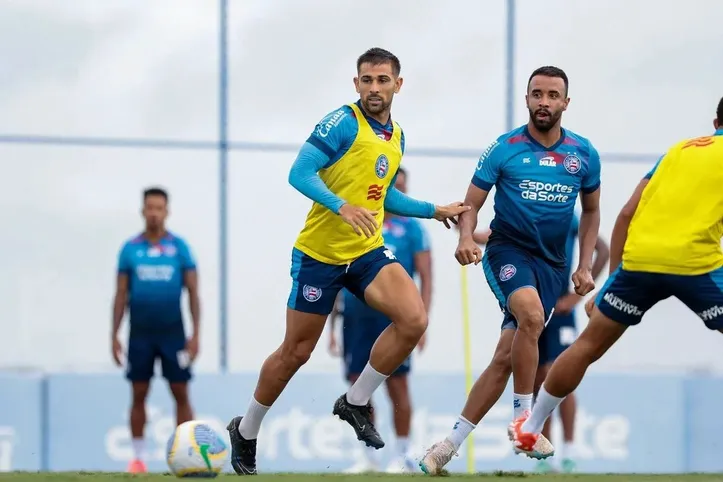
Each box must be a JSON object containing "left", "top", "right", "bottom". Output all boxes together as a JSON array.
[
  {"left": 287, "top": 246, "right": 399, "bottom": 315},
  {"left": 538, "top": 311, "right": 576, "bottom": 365},
  {"left": 342, "top": 309, "right": 410, "bottom": 380},
  {"left": 126, "top": 330, "right": 191, "bottom": 383},
  {"left": 482, "top": 243, "right": 567, "bottom": 330},
  {"left": 595, "top": 265, "right": 723, "bottom": 330}
]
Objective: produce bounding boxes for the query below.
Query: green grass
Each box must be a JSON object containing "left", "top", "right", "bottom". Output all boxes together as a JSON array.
[{"left": 1, "top": 473, "right": 722, "bottom": 482}]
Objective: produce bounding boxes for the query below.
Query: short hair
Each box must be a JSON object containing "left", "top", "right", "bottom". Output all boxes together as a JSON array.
[
  {"left": 357, "top": 48, "right": 401, "bottom": 76},
  {"left": 397, "top": 166, "right": 407, "bottom": 177},
  {"left": 143, "top": 187, "right": 168, "bottom": 202},
  {"left": 527, "top": 66, "right": 569, "bottom": 95},
  {"left": 717, "top": 96, "right": 723, "bottom": 124}
]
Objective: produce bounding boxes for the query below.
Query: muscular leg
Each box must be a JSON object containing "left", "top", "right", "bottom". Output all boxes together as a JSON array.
[
  {"left": 508, "top": 288, "right": 547, "bottom": 418},
  {"left": 365, "top": 263, "right": 428, "bottom": 375},
  {"left": 443, "top": 329, "right": 515, "bottom": 452},
  {"left": 345, "top": 263, "right": 427, "bottom": 405},
  {"left": 238, "top": 309, "right": 327, "bottom": 439},
  {"left": 169, "top": 382, "right": 193, "bottom": 426},
  {"left": 522, "top": 307, "right": 627, "bottom": 434},
  {"left": 334, "top": 262, "right": 426, "bottom": 450},
  {"left": 459, "top": 329, "right": 514, "bottom": 425},
  {"left": 419, "top": 330, "right": 514, "bottom": 475}
]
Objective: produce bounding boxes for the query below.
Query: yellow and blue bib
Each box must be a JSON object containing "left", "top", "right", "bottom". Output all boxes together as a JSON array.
[{"left": 294, "top": 103, "right": 403, "bottom": 265}]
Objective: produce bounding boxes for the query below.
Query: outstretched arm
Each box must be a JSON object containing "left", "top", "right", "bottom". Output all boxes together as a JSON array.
[{"left": 384, "top": 172, "right": 436, "bottom": 218}]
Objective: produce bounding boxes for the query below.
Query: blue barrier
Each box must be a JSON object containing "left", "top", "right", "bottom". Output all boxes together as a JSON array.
[
  {"left": 0, "top": 374, "right": 43, "bottom": 471},
  {"left": 0, "top": 372, "right": 721, "bottom": 473}
]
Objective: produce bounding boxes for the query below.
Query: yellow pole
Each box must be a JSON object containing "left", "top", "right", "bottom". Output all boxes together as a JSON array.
[{"left": 460, "top": 265, "right": 475, "bottom": 474}]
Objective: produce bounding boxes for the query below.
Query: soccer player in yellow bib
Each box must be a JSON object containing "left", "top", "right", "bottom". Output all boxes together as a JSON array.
[
  {"left": 225, "top": 47, "right": 469, "bottom": 475},
  {"left": 510, "top": 98, "right": 723, "bottom": 459}
]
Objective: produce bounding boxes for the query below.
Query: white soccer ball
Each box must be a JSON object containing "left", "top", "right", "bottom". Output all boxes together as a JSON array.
[{"left": 166, "top": 420, "right": 229, "bottom": 477}]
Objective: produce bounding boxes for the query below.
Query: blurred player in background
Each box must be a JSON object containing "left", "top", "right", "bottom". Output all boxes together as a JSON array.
[
  {"left": 455, "top": 214, "right": 609, "bottom": 473},
  {"left": 226, "top": 47, "right": 468, "bottom": 475},
  {"left": 111, "top": 187, "right": 201, "bottom": 474},
  {"left": 328, "top": 166, "right": 433, "bottom": 474},
  {"left": 512, "top": 99, "right": 723, "bottom": 459},
  {"left": 421, "top": 66, "right": 602, "bottom": 474}
]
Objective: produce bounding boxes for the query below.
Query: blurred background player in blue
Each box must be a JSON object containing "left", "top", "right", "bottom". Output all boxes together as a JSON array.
[
  {"left": 111, "top": 187, "right": 201, "bottom": 474},
  {"left": 459, "top": 213, "right": 609, "bottom": 473},
  {"left": 421, "top": 66, "right": 602, "bottom": 474},
  {"left": 328, "top": 167, "right": 433, "bottom": 474}
]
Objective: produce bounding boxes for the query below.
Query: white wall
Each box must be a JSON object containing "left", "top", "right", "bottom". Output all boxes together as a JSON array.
[{"left": 1, "top": 0, "right": 722, "bottom": 374}]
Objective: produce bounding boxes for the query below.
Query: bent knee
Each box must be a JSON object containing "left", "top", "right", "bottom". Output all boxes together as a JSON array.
[
  {"left": 280, "top": 340, "right": 315, "bottom": 367},
  {"left": 395, "top": 305, "right": 428, "bottom": 339},
  {"left": 513, "top": 304, "right": 546, "bottom": 336}
]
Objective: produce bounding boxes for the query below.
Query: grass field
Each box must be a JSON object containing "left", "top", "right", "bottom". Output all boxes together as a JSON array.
[{"left": 2, "top": 474, "right": 723, "bottom": 482}]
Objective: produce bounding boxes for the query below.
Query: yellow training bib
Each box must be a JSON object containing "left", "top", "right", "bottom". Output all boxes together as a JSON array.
[{"left": 294, "top": 103, "right": 403, "bottom": 265}]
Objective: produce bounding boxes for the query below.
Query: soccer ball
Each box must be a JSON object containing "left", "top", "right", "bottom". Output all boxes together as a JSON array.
[{"left": 166, "top": 420, "right": 229, "bottom": 477}]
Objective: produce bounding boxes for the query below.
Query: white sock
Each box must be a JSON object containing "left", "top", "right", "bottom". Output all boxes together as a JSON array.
[
  {"left": 238, "top": 397, "right": 271, "bottom": 440},
  {"left": 396, "top": 436, "right": 410, "bottom": 457},
  {"left": 446, "top": 416, "right": 476, "bottom": 451},
  {"left": 131, "top": 438, "right": 145, "bottom": 461},
  {"left": 513, "top": 392, "right": 533, "bottom": 419},
  {"left": 346, "top": 363, "right": 389, "bottom": 406},
  {"left": 561, "top": 440, "right": 575, "bottom": 459},
  {"left": 521, "top": 387, "right": 564, "bottom": 434}
]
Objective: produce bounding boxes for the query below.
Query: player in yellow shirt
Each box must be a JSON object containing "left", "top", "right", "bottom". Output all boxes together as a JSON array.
[
  {"left": 510, "top": 98, "right": 723, "bottom": 459},
  {"left": 225, "top": 47, "right": 469, "bottom": 475}
]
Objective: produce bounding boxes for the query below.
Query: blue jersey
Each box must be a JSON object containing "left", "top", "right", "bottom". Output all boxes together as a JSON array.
[
  {"left": 560, "top": 214, "right": 579, "bottom": 296},
  {"left": 473, "top": 125, "right": 601, "bottom": 267},
  {"left": 117, "top": 232, "right": 196, "bottom": 330},
  {"left": 343, "top": 216, "right": 429, "bottom": 318}
]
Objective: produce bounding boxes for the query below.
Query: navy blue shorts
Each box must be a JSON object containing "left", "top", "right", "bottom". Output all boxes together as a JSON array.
[
  {"left": 482, "top": 243, "right": 567, "bottom": 330},
  {"left": 341, "top": 309, "right": 410, "bottom": 380},
  {"left": 287, "top": 246, "right": 399, "bottom": 315},
  {"left": 595, "top": 265, "right": 723, "bottom": 330},
  {"left": 126, "top": 330, "right": 191, "bottom": 383},
  {"left": 538, "top": 311, "right": 577, "bottom": 365}
]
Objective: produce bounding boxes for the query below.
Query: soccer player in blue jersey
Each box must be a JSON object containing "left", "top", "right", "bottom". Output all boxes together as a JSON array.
[
  {"left": 420, "top": 66, "right": 602, "bottom": 474},
  {"left": 328, "top": 167, "right": 433, "bottom": 473},
  {"left": 226, "top": 48, "right": 467, "bottom": 475},
  {"left": 111, "top": 187, "right": 201, "bottom": 474},
  {"left": 456, "top": 216, "right": 609, "bottom": 473}
]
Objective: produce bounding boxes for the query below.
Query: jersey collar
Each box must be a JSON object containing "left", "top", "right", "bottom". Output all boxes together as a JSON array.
[
  {"left": 141, "top": 231, "right": 171, "bottom": 245},
  {"left": 715, "top": 128, "right": 723, "bottom": 137},
  {"left": 523, "top": 125, "right": 567, "bottom": 151}
]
